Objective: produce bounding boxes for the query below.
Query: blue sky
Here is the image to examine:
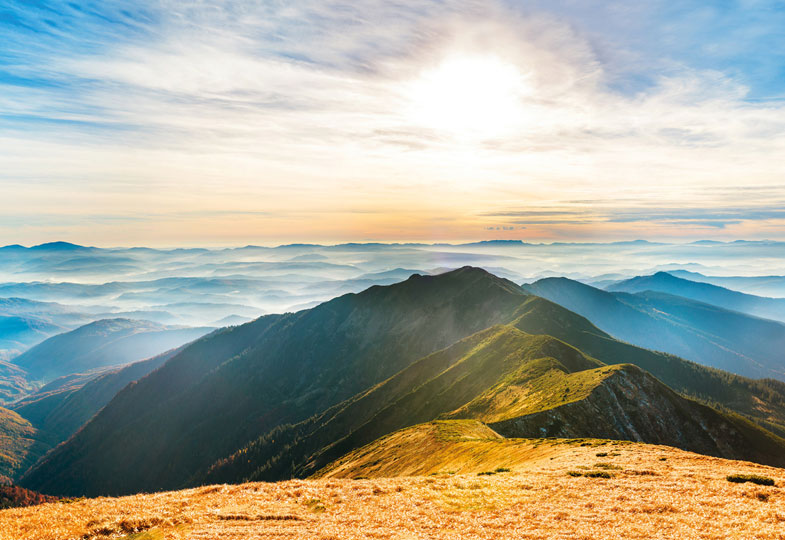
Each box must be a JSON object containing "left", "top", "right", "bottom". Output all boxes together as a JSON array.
[{"left": 1, "top": 1, "right": 785, "bottom": 246}]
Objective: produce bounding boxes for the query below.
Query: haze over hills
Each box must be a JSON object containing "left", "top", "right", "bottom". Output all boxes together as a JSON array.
[
  {"left": 668, "top": 270, "right": 785, "bottom": 298},
  {"left": 607, "top": 272, "right": 785, "bottom": 322},
  {"left": 524, "top": 277, "right": 785, "bottom": 380},
  {"left": 19, "top": 267, "right": 785, "bottom": 497},
  {"left": 11, "top": 318, "right": 214, "bottom": 383}
]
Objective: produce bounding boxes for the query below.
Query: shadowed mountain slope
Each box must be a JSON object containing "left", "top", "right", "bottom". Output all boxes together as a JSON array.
[
  {"left": 524, "top": 277, "right": 785, "bottom": 380},
  {"left": 12, "top": 347, "right": 183, "bottom": 448},
  {"left": 11, "top": 318, "right": 213, "bottom": 383}
]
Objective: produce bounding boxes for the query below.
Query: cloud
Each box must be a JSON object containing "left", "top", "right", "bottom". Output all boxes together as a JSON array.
[{"left": 1, "top": 1, "right": 785, "bottom": 245}]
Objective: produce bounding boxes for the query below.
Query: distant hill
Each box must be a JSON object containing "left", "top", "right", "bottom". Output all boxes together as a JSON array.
[
  {"left": 20, "top": 268, "right": 785, "bottom": 497},
  {"left": 669, "top": 270, "right": 785, "bottom": 298},
  {"left": 0, "top": 315, "right": 64, "bottom": 353},
  {"left": 607, "top": 271, "right": 785, "bottom": 322},
  {"left": 524, "top": 277, "right": 785, "bottom": 380},
  {"left": 0, "top": 297, "right": 92, "bottom": 363},
  {"left": 11, "top": 319, "right": 213, "bottom": 383}
]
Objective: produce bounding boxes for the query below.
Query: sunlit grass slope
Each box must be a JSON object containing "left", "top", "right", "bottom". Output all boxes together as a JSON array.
[{"left": 3, "top": 435, "right": 785, "bottom": 539}]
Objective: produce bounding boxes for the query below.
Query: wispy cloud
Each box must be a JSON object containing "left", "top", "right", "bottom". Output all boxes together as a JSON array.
[{"left": 1, "top": 1, "right": 784, "bottom": 245}]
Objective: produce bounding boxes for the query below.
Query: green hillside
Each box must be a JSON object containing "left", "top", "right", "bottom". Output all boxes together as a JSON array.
[{"left": 203, "top": 325, "right": 785, "bottom": 485}]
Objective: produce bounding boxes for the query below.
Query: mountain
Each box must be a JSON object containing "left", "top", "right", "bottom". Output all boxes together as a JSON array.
[
  {"left": 28, "top": 241, "right": 91, "bottom": 252},
  {"left": 201, "top": 324, "right": 785, "bottom": 485},
  {"left": 20, "top": 268, "right": 532, "bottom": 495},
  {"left": 0, "top": 407, "right": 50, "bottom": 482},
  {"left": 607, "top": 272, "right": 785, "bottom": 323},
  {"left": 11, "top": 318, "right": 213, "bottom": 383},
  {"left": 20, "top": 268, "right": 785, "bottom": 497},
  {"left": 524, "top": 277, "right": 785, "bottom": 380}
]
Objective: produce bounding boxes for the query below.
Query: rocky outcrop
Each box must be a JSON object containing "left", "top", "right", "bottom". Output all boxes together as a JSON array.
[{"left": 490, "top": 365, "right": 785, "bottom": 467}]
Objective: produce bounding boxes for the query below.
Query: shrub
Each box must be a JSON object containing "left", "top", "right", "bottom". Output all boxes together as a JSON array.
[
  {"left": 494, "top": 467, "right": 511, "bottom": 473},
  {"left": 593, "top": 462, "right": 622, "bottom": 470},
  {"left": 583, "top": 471, "right": 614, "bottom": 479},
  {"left": 726, "top": 474, "right": 775, "bottom": 486},
  {"left": 567, "top": 470, "right": 614, "bottom": 479}
]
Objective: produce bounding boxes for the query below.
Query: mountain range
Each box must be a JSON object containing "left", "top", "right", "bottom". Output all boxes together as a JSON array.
[
  {"left": 11, "top": 318, "right": 213, "bottom": 383},
  {"left": 524, "top": 277, "right": 785, "bottom": 380},
  {"left": 608, "top": 271, "right": 785, "bottom": 323},
  {"left": 18, "top": 267, "right": 785, "bottom": 497}
]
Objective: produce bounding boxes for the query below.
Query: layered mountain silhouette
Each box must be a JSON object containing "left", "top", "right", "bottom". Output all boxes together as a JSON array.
[
  {"left": 19, "top": 268, "right": 785, "bottom": 496},
  {"left": 524, "top": 277, "right": 785, "bottom": 380},
  {"left": 608, "top": 271, "right": 785, "bottom": 323},
  {"left": 11, "top": 318, "right": 213, "bottom": 383}
]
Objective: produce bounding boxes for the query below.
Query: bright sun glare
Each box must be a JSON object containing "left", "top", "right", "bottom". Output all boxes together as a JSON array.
[{"left": 405, "top": 55, "right": 528, "bottom": 139}]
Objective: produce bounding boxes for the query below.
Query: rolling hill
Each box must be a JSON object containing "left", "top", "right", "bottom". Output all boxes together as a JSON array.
[
  {"left": 11, "top": 318, "right": 213, "bottom": 383},
  {"left": 669, "top": 269, "right": 785, "bottom": 297},
  {"left": 524, "top": 277, "right": 785, "bottom": 380},
  {"left": 607, "top": 271, "right": 785, "bottom": 322},
  {"left": 19, "top": 268, "right": 785, "bottom": 497}
]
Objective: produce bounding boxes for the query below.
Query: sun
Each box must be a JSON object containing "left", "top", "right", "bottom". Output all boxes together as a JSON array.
[{"left": 404, "top": 55, "right": 528, "bottom": 139}]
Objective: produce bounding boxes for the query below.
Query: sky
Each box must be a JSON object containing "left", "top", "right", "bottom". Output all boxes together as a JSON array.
[{"left": 1, "top": 0, "right": 785, "bottom": 246}]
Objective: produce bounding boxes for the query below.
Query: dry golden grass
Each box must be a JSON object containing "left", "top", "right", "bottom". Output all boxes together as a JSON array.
[{"left": 3, "top": 439, "right": 785, "bottom": 540}]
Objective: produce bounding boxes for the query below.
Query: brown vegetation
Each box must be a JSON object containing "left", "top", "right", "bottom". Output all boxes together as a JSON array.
[
  {"left": 3, "top": 436, "right": 785, "bottom": 539},
  {"left": 0, "top": 485, "right": 59, "bottom": 509}
]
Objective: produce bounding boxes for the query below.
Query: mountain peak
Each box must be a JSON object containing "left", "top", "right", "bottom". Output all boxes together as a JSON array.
[{"left": 29, "top": 241, "right": 88, "bottom": 251}]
